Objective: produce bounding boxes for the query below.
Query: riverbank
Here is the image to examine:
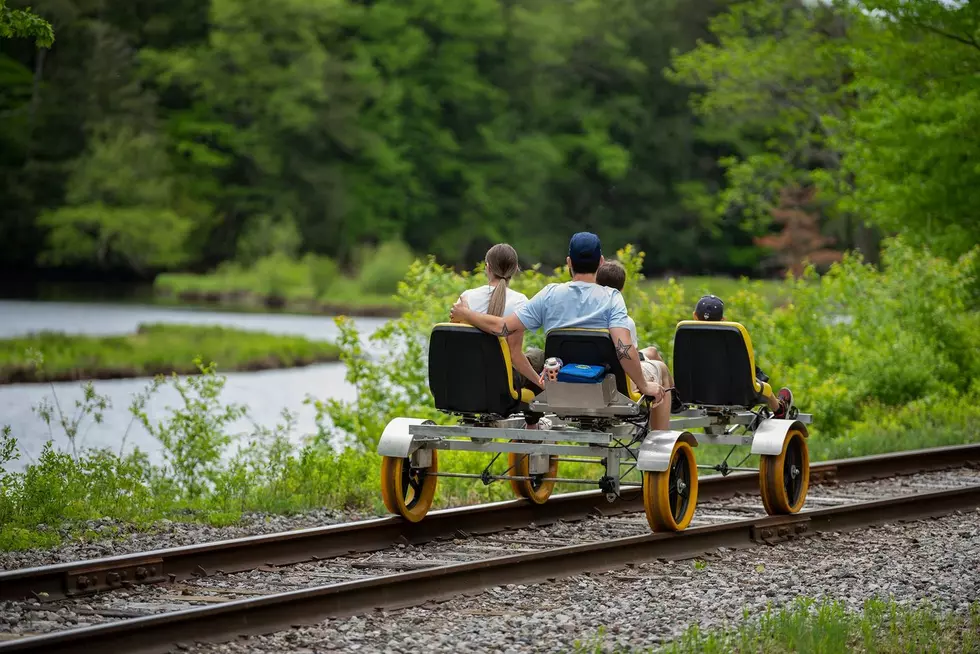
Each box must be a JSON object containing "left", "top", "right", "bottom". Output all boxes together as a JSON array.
[
  {"left": 155, "top": 273, "right": 790, "bottom": 318},
  {"left": 0, "top": 323, "right": 341, "bottom": 384},
  {"left": 153, "top": 246, "right": 412, "bottom": 318},
  {"left": 153, "top": 285, "right": 401, "bottom": 318}
]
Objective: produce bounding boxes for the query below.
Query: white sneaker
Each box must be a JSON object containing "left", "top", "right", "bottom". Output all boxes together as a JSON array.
[{"left": 538, "top": 417, "right": 552, "bottom": 430}]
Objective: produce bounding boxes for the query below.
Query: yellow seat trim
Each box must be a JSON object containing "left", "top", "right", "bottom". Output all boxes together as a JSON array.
[
  {"left": 545, "top": 327, "right": 642, "bottom": 402},
  {"left": 674, "top": 320, "right": 763, "bottom": 395},
  {"left": 433, "top": 322, "right": 529, "bottom": 403}
]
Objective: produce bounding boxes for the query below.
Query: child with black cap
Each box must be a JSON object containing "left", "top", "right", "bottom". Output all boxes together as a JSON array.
[{"left": 693, "top": 294, "right": 794, "bottom": 418}]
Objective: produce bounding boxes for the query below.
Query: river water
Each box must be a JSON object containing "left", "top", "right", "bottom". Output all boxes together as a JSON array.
[{"left": 0, "top": 300, "right": 389, "bottom": 471}]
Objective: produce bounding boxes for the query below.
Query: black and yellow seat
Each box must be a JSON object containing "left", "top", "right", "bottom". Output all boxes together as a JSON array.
[
  {"left": 672, "top": 320, "right": 775, "bottom": 410},
  {"left": 543, "top": 328, "right": 642, "bottom": 403},
  {"left": 428, "top": 323, "right": 536, "bottom": 418}
]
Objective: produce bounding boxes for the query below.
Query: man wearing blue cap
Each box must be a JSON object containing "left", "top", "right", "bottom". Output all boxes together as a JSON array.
[{"left": 451, "top": 232, "right": 668, "bottom": 425}]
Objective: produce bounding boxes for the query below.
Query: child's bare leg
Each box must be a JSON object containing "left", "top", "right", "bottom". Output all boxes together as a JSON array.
[{"left": 646, "top": 360, "right": 672, "bottom": 431}]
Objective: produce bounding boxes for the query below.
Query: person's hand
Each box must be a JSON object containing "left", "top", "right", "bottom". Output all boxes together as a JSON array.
[
  {"left": 641, "top": 380, "right": 665, "bottom": 407},
  {"left": 450, "top": 296, "right": 469, "bottom": 323}
]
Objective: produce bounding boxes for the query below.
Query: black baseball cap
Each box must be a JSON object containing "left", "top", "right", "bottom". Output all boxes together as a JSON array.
[
  {"left": 695, "top": 294, "right": 725, "bottom": 321},
  {"left": 568, "top": 232, "right": 602, "bottom": 265}
]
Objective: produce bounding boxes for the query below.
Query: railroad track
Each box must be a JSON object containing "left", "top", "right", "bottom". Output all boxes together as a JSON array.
[
  {"left": 3, "top": 443, "right": 977, "bottom": 604},
  {"left": 1, "top": 444, "right": 979, "bottom": 653}
]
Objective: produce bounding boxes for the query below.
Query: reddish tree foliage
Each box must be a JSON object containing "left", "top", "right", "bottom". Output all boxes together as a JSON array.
[{"left": 755, "top": 185, "right": 843, "bottom": 277}]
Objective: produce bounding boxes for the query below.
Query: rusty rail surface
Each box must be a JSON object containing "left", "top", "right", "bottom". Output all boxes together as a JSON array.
[
  {"left": 3, "top": 482, "right": 979, "bottom": 654},
  {"left": 2, "top": 442, "right": 978, "bottom": 604}
]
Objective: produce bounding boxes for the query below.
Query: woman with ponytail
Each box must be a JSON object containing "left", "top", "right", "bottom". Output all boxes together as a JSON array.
[
  {"left": 452, "top": 244, "right": 547, "bottom": 427},
  {"left": 458, "top": 243, "right": 527, "bottom": 317}
]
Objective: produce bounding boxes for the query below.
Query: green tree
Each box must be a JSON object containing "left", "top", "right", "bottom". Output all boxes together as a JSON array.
[
  {"left": 825, "top": 0, "right": 980, "bottom": 258},
  {"left": 37, "top": 128, "right": 194, "bottom": 272},
  {"left": 668, "top": 0, "right": 853, "bottom": 241},
  {"left": 668, "top": 0, "right": 980, "bottom": 262}
]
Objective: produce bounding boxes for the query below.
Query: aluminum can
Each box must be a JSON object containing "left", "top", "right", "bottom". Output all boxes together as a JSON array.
[{"left": 543, "top": 357, "right": 563, "bottom": 382}]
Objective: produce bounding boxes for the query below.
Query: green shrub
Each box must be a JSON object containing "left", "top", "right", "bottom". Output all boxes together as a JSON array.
[
  {"left": 303, "top": 253, "right": 340, "bottom": 298},
  {"left": 251, "top": 252, "right": 313, "bottom": 301},
  {"left": 152, "top": 248, "right": 409, "bottom": 310},
  {"left": 356, "top": 240, "right": 416, "bottom": 295},
  {"left": 235, "top": 214, "right": 301, "bottom": 265}
]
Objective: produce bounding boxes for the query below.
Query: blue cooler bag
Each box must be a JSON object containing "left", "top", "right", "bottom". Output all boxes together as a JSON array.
[{"left": 556, "top": 363, "right": 607, "bottom": 384}]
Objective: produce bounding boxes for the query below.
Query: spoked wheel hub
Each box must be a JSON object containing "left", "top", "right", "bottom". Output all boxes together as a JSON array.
[
  {"left": 760, "top": 429, "right": 810, "bottom": 515},
  {"left": 400, "top": 460, "right": 428, "bottom": 510},
  {"left": 642, "top": 440, "right": 699, "bottom": 532},
  {"left": 380, "top": 451, "right": 439, "bottom": 522}
]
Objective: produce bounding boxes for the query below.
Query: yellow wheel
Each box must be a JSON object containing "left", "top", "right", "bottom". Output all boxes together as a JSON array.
[
  {"left": 380, "top": 451, "right": 438, "bottom": 522},
  {"left": 760, "top": 429, "right": 809, "bottom": 515},
  {"left": 642, "top": 440, "right": 698, "bottom": 532},
  {"left": 507, "top": 447, "right": 558, "bottom": 504}
]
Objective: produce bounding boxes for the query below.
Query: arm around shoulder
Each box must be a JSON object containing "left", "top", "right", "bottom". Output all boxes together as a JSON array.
[{"left": 451, "top": 299, "right": 526, "bottom": 338}]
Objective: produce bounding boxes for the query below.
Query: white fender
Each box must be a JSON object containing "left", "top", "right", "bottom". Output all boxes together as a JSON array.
[
  {"left": 377, "top": 418, "right": 433, "bottom": 458},
  {"left": 637, "top": 430, "right": 699, "bottom": 472},
  {"left": 750, "top": 419, "right": 809, "bottom": 456}
]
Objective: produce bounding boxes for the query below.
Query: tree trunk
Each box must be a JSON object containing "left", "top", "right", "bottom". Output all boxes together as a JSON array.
[
  {"left": 854, "top": 221, "right": 881, "bottom": 266},
  {"left": 27, "top": 46, "right": 47, "bottom": 157}
]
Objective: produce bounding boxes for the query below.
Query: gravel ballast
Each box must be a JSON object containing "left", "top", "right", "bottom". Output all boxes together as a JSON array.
[
  {"left": 0, "top": 508, "right": 370, "bottom": 571},
  {"left": 185, "top": 509, "right": 980, "bottom": 653},
  {"left": 2, "top": 469, "right": 979, "bottom": 651}
]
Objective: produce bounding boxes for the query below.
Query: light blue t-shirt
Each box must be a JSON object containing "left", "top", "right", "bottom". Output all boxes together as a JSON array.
[{"left": 515, "top": 281, "right": 631, "bottom": 334}]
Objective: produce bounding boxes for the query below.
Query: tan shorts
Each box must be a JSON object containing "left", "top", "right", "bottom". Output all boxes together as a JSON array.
[
  {"left": 640, "top": 360, "right": 662, "bottom": 385},
  {"left": 629, "top": 360, "right": 662, "bottom": 394}
]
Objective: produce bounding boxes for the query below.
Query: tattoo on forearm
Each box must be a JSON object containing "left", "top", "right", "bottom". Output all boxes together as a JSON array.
[
  {"left": 494, "top": 323, "right": 512, "bottom": 338},
  {"left": 615, "top": 338, "right": 632, "bottom": 361}
]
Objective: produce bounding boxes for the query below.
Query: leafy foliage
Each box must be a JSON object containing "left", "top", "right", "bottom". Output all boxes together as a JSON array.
[
  {"left": 0, "top": 0, "right": 761, "bottom": 276},
  {"left": 0, "top": 0, "right": 53, "bottom": 47},
  {"left": 36, "top": 129, "right": 196, "bottom": 272},
  {"left": 154, "top": 246, "right": 409, "bottom": 309},
  {"left": 670, "top": 0, "right": 980, "bottom": 261},
  {"left": 829, "top": 0, "right": 980, "bottom": 259}
]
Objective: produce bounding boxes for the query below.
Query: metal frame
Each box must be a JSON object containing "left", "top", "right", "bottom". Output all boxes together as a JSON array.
[
  {"left": 378, "top": 416, "right": 812, "bottom": 501},
  {"left": 378, "top": 377, "right": 812, "bottom": 500}
]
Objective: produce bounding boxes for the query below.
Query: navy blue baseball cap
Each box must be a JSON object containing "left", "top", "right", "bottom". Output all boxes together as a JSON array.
[
  {"left": 568, "top": 232, "right": 602, "bottom": 265},
  {"left": 695, "top": 294, "right": 725, "bottom": 321}
]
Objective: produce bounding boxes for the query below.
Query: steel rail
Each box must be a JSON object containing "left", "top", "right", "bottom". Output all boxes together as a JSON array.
[
  {"left": 1, "top": 443, "right": 978, "bottom": 603},
  {"left": 4, "top": 482, "right": 980, "bottom": 654}
]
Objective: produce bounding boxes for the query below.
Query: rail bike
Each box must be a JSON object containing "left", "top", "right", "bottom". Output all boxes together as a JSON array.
[{"left": 376, "top": 320, "right": 811, "bottom": 532}]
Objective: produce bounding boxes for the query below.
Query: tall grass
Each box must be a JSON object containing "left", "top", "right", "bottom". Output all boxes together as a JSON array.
[{"left": 571, "top": 597, "right": 980, "bottom": 653}]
